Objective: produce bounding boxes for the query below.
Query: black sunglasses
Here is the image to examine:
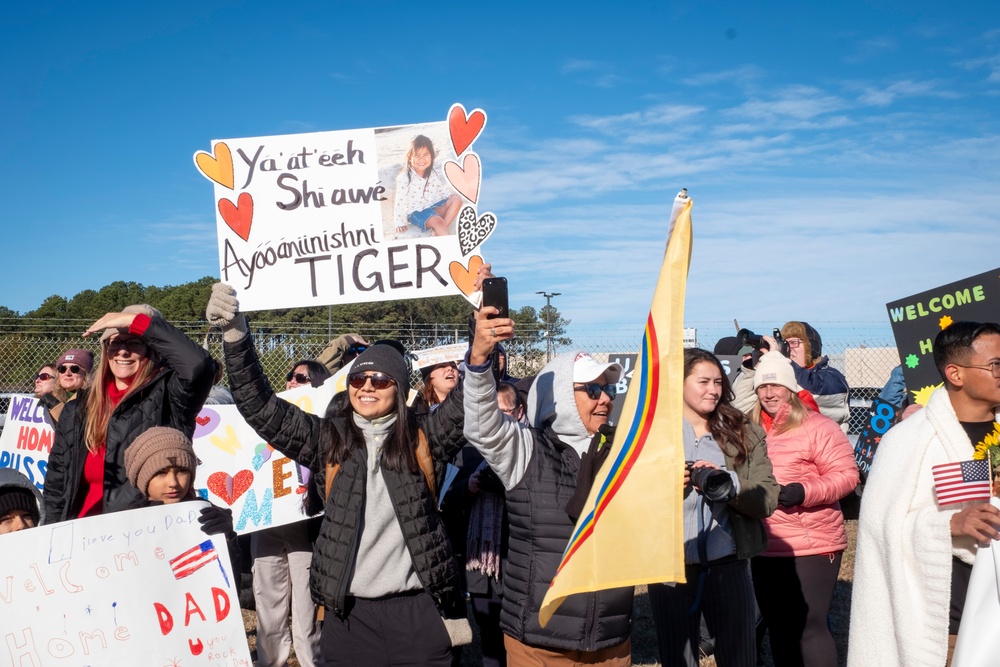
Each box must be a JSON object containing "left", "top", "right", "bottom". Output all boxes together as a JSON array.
[
  {"left": 57, "top": 364, "right": 83, "bottom": 375},
  {"left": 348, "top": 372, "right": 396, "bottom": 390},
  {"left": 286, "top": 372, "right": 311, "bottom": 384},
  {"left": 108, "top": 338, "right": 145, "bottom": 352},
  {"left": 345, "top": 343, "right": 368, "bottom": 357},
  {"left": 574, "top": 383, "right": 618, "bottom": 400},
  {"left": 35, "top": 372, "right": 56, "bottom": 381}
]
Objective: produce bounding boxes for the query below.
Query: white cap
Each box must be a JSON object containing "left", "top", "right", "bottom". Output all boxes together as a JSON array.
[
  {"left": 572, "top": 352, "right": 623, "bottom": 384},
  {"left": 753, "top": 352, "right": 799, "bottom": 393}
]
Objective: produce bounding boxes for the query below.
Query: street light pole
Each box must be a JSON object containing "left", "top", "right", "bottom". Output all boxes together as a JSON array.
[{"left": 535, "top": 291, "right": 561, "bottom": 362}]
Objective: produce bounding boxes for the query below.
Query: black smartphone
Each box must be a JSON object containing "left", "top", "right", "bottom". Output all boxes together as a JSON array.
[{"left": 482, "top": 277, "right": 508, "bottom": 319}]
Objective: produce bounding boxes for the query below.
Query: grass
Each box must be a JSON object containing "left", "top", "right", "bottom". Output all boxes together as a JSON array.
[{"left": 240, "top": 521, "right": 858, "bottom": 667}]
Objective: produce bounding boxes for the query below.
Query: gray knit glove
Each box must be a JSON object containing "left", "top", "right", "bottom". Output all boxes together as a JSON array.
[{"left": 206, "top": 283, "right": 248, "bottom": 343}]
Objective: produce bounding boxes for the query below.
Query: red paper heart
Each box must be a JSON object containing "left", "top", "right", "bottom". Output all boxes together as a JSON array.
[
  {"left": 195, "top": 415, "right": 210, "bottom": 426},
  {"left": 449, "top": 104, "right": 487, "bottom": 157},
  {"left": 207, "top": 470, "right": 254, "bottom": 506},
  {"left": 218, "top": 192, "right": 254, "bottom": 241}
]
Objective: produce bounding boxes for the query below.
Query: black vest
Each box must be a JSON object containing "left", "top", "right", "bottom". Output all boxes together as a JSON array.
[{"left": 501, "top": 426, "right": 632, "bottom": 651}]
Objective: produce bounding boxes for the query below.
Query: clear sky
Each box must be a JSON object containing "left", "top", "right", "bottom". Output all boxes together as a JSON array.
[{"left": 2, "top": 1, "right": 998, "bottom": 339}]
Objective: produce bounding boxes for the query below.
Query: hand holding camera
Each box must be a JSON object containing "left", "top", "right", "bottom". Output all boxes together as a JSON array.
[
  {"left": 735, "top": 327, "right": 790, "bottom": 358},
  {"left": 685, "top": 460, "right": 736, "bottom": 503}
]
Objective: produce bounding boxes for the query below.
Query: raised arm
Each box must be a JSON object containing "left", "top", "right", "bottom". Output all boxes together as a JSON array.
[
  {"left": 463, "top": 305, "right": 534, "bottom": 489},
  {"left": 207, "top": 283, "right": 327, "bottom": 470}
]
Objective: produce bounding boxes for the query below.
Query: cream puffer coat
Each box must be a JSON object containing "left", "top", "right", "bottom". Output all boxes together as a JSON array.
[{"left": 760, "top": 410, "right": 858, "bottom": 557}]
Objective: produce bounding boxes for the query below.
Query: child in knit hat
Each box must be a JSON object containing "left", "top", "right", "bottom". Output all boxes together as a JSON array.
[
  {"left": 124, "top": 427, "right": 236, "bottom": 539},
  {"left": 0, "top": 469, "right": 43, "bottom": 534}
]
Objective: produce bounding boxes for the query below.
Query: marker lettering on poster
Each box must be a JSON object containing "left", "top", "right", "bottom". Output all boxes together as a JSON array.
[
  {"left": 888, "top": 284, "right": 986, "bottom": 322},
  {"left": 199, "top": 108, "right": 499, "bottom": 311}
]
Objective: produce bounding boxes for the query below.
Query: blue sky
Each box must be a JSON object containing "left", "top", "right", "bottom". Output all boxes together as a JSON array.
[{"left": 2, "top": 1, "right": 999, "bottom": 343}]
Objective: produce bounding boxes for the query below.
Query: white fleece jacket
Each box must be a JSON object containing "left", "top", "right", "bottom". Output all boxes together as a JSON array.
[{"left": 848, "top": 387, "right": 995, "bottom": 667}]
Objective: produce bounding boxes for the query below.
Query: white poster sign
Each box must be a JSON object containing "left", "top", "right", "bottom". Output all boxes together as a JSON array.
[
  {"left": 0, "top": 503, "right": 251, "bottom": 666},
  {"left": 194, "top": 104, "right": 497, "bottom": 311},
  {"left": 411, "top": 343, "right": 468, "bottom": 369},
  {"left": 194, "top": 378, "right": 342, "bottom": 535},
  {"left": 0, "top": 395, "right": 53, "bottom": 490}
]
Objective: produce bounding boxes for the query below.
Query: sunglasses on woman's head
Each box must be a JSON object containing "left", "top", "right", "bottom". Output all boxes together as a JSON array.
[
  {"left": 35, "top": 372, "right": 55, "bottom": 381},
  {"left": 286, "top": 372, "right": 311, "bottom": 384},
  {"left": 57, "top": 364, "right": 82, "bottom": 375},
  {"left": 574, "top": 383, "right": 618, "bottom": 400},
  {"left": 348, "top": 372, "right": 396, "bottom": 390}
]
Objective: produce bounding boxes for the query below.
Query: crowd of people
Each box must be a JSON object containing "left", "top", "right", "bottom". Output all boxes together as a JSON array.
[{"left": 6, "top": 280, "right": 999, "bottom": 667}]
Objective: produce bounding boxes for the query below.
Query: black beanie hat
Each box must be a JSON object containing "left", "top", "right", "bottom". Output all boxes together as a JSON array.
[
  {"left": 351, "top": 341, "right": 410, "bottom": 390},
  {"left": 0, "top": 487, "right": 39, "bottom": 525}
]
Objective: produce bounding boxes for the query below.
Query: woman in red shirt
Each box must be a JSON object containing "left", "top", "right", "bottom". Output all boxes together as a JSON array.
[{"left": 42, "top": 304, "right": 215, "bottom": 522}]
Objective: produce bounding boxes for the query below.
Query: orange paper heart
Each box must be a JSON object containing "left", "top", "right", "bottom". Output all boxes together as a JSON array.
[
  {"left": 194, "top": 142, "right": 235, "bottom": 190},
  {"left": 449, "top": 255, "right": 485, "bottom": 297},
  {"left": 218, "top": 192, "right": 254, "bottom": 241},
  {"left": 449, "top": 104, "right": 487, "bottom": 156}
]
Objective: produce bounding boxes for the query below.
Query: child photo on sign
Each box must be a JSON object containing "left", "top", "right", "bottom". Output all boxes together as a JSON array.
[{"left": 376, "top": 124, "right": 461, "bottom": 240}]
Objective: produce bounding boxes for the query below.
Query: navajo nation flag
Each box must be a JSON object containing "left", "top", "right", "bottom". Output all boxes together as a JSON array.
[
  {"left": 932, "top": 459, "right": 992, "bottom": 506},
  {"left": 539, "top": 191, "right": 691, "bottom": 626}
]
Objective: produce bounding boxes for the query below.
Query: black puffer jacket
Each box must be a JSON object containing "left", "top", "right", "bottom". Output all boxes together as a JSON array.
[
  {"left": 502, "top": 426, "right": 633, "bottom": 651},
  {"left": 224, "top": 333, "right": 468, "bottom": 617},
  {"left": 42, "top": 316, "right": 215, "bottom": 523}
]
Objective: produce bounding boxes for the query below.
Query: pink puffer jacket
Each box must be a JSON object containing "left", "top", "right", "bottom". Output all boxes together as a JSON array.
[{"left": 760, "top": 410, "right": 859, "bottom": 557}]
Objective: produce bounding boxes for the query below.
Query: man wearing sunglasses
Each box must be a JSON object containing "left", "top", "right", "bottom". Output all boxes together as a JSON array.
[
  {"left": 317, "top": 333, "right": 370, "bottom": 375},
  {"left": 463, "top": 306, "right": 632, "bottom": 665},
  {"left": 851, "top": 321, "right": 1000, "bottom": 667}
]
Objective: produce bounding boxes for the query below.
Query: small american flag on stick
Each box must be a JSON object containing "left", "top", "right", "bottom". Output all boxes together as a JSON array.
[{"left": 932, "top": 459, "right": 992, "bottom": 506}]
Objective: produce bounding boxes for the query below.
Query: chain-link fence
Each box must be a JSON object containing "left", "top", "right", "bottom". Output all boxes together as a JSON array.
[{"left": 0, "top": 318, "right": 903, "bottom": 435}]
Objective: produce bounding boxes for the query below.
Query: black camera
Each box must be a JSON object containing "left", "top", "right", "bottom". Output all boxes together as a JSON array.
[
  {"left": 735, "top": 327, "right": 789, "bottom": 356},
  {"left": 685, "top": 461, "right": 735, "bottom": 503}
]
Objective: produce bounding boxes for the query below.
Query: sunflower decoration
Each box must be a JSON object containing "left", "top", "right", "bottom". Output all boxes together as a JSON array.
[{"left": 971, "top": 422, "right": 1000, "bottom": 495}]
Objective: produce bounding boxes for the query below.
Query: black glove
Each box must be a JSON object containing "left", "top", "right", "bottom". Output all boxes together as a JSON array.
[
  {"left": 777, "top": 483, "right": 805, "bottom": 508},
  {"left": 476, "top": 466, "right": 505, "bottom": 495},
  {"left": 198, "top": 505, "right": 235, "bottom": 536}
]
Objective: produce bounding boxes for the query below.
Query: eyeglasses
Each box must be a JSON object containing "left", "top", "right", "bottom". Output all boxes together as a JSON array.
[
  {"left": 574, "top": 383, "right": 618, "bottom": 400},
  {"left": 286, "top": 372, "right": 311, "bottom": 385},
  {"left": 107, "top": 338, "right": 145, "bottom": 353},
  {"left": 58, "top": 364, "right": 82, "bottom": 375},
  {"left": 956, "top": 361, "right": 1000, "bottom": 379},
  {"left": 785, "top": 338, "right": 803, "bottom": 348},
  {"left": 35, "top": 372, "right": 55, "bottom": 381},
  {"left": 348, "top": 372, "right": 396, "bottom": 390}
]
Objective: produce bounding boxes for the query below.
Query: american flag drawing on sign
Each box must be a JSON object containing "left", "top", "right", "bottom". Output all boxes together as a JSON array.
[
  {"left": 932, "top": 459, "right": 992, "bottom": 505},
  {"left": 170, "top": 540, "right": 220, "bottom": 580}
]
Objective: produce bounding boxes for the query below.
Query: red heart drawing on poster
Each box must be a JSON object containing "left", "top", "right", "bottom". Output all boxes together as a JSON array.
[
  {"left": 449, "top": 104, "right": 487, "bottom": 156},
  {"left": 444, "top": 153, "right": 481, "bottom": 204},
  {"left": 218, "top": 192, "right": 254, "bottom": 241},
  {"left": 195, "top": 415, "right": 210, "bottom": 427},
  {"left": 207, "top": 470, "right": 253, "bottom": 506}
]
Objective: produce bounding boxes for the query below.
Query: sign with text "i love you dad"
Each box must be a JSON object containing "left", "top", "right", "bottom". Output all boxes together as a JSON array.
[{"left": 194, "top": 104, "right": 499, "bottom": 311}]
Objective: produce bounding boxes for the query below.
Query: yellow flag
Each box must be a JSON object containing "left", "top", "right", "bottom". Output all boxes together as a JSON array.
[{"left": 539, "top": 192, "right": 692, "bottom": 626}]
